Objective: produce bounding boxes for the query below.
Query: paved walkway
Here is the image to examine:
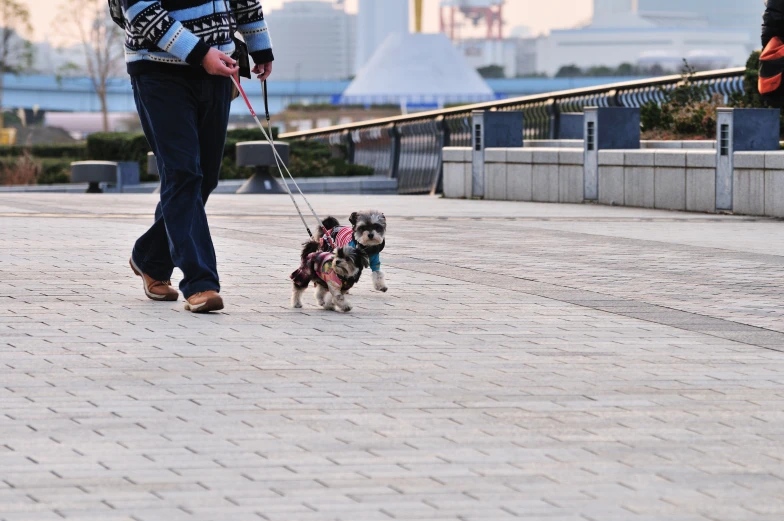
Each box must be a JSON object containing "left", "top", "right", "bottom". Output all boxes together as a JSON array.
[{"left": 1, "top": 194, "right": 783, "bottom": 521}]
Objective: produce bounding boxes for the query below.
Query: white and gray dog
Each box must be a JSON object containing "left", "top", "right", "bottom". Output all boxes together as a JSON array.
[
  {"left": 318, "top": 210, "right": 388, "bottom": 292},
  {"left": 291, "top": 241, "right": 369, "bottom": 312}
]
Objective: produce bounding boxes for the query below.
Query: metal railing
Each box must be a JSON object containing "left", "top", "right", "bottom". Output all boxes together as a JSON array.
[{"left": 280, "top": 67, "right": 745, "bottom": 194}]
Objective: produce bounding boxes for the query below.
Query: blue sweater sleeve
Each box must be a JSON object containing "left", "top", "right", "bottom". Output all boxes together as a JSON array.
[
  {"left": 369, "top": 253, "right": 381, "bottom": 273},
  {"left": 124, "top": 0, "right": 210, "bottom": 66},
  {"left": 229, "top": 0, "right": 274, "bottom": 64}
]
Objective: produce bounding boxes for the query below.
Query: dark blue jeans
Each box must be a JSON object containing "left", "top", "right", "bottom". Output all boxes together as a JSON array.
[{"left": 130, "top": 72, "right": 231, "bottom": 299}]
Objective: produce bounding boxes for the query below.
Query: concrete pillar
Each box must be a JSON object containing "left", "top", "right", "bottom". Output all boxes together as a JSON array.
[
  {"left": 236, "top": 141, "right": 290, "bottom": 195},
  {"left": 715, "top": 108, "right": 780, "bottom": 211},
  {"left": 471, "top": 111, "right": 523, "bottom": 198},
  {"left": 583, "top": 107, "right": 640, "bottom": 201}
]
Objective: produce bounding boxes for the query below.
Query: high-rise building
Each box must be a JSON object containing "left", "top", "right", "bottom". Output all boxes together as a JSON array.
[
  {"left": 266, "top": 1, "right": 356, "bottom": 81},
  {"left": 355, "top": 0, "right": 409, "bottom": 73}
]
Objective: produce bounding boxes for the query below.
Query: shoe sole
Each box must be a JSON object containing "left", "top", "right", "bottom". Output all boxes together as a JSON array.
[
  {"left": 184, "top": 296, "right": 225, "bottom": 314},
  {"left": 129, "top": 258, "right": 178, "bottom": 302}
]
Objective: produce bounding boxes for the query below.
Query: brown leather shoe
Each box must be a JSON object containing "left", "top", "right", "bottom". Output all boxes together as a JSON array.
[
  {"left": 184, "top": 291, "right": 224, "bottom": 313},
  {"left": 129, "top": 258, "right": 179, "bottom": 302}
]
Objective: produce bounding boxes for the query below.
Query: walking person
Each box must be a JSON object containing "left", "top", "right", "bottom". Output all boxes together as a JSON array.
[{"left": 123, "top": 0, "right": 273, "bottom": 313}]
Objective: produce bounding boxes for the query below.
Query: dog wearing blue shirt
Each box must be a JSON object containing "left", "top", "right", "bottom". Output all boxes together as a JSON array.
[{"left": 318, "top": 211, "right": 388, "bottom": 292}]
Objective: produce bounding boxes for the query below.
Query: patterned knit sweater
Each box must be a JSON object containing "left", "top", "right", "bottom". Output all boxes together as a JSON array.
[{"left": 121, "top": 0, "right": 273, "bottom": 77}]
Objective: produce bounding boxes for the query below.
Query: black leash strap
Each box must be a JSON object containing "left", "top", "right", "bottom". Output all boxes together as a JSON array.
[{"left": 262, "top": 80, "right": 271, "bottom": 122}]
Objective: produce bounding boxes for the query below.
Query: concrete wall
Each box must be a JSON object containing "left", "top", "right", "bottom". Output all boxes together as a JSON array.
[
  {"left": 444, "top": 147, "right": 583, "bottom": 203},
  {"left": 443, "top": 146, "right": 784, "bottom": 219},
  {"left": 485, "top": 148, "right": 584, "bottom": 204},
  {"left": 597, "top": 150, "right": 717, "bottom": 212},
  {"left": 524, "top": 140, "right": 716, "bottom": 149},
  {"left": 733, "top": 152, "right": 784, "bottom": 218},
  {"left": 443, "top": 147, "right": 473, "bottom": 199}
]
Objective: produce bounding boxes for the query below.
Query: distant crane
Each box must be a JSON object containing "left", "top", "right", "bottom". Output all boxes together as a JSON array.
[{"left": 439, "top": 0, "right": 505, "bottom": 41}]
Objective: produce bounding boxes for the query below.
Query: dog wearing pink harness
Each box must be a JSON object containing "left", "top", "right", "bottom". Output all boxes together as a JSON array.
[{"left": 291, "top": 241, "right": 369, "bottom": 312}]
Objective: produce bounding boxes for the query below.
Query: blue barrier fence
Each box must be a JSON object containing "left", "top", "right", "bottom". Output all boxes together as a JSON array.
[{"left": 279, "top": 68, "right": 746, "bottom": 195}]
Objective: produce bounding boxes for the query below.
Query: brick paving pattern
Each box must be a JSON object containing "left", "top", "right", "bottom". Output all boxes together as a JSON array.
[{"left": 0, "top": 194, "right": 783, "bottom": 521}]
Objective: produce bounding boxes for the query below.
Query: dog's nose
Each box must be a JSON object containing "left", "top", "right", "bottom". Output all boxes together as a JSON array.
[{"left": 368, "top": 233, "right": 375, "bottom": 239}]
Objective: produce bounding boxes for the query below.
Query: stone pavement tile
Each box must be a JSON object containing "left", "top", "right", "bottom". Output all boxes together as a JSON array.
[{"left": 2, "top": 196, "right": 784, "bottom": 520}]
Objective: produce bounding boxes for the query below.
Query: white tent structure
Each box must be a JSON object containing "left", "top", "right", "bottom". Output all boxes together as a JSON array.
[{"left": 341, "top": 33, "right": 496, "bottom": 111}]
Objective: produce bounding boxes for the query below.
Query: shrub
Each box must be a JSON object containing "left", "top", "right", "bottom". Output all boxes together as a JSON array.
[
  {"left": 287, "top": 140, "right": 373, "bottom": 177},
  {"left": 87, "top": 132, "right": 150, "bottom": 162},
  {"left": 87, "top": 132, "right": 155, "bottom": 181},
  {"left": 641, "top": 61, "right": 723, "bottom": 140},
  {"left": 0, "top": 143, "right": 87, "bottom": 159},
  {"left": 38, "top": 159, "right": 74, "bottom": 184},
  {"left": 0, "top": 154, "right": 38, "bottom": 185},
  {"left": 0, "top": 155, "right": 75, "bottom": 185},
  {"left": 218, "top": 156, "right": 253, "bottom": 180},
  {"left": 15, "top": 126, "right": 370, "bottom": 185},
  {"left": 226, "top": 127, "right": 278, "bottom": 141}
]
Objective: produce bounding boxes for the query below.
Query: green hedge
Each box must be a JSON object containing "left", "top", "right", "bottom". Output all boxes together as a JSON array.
[
  {"left": 288, "top": 140, "right": 372, "bottom": 177},
  {"left": 226, "top": 127, "right": 278, "bottom": 141},
  {"left": 87, "top": 132, "right": 155, "bottom": 181},
  {"left": 0, "top": 156, "right": 75, "bottom": 185},
  {"left": 39, "top": 159, "right": 74, "bottom": 184},
  {"left": 0, "top": 144, "right": 87, "bottom": 159},
  {"left": 1, "top": 127, "right": 372, "bottom": 185}
]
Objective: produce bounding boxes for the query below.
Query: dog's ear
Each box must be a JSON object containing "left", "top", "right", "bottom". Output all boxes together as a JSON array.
[
  {"left": 349, "top": 212, "right": 359, "bottom": 226},
  {"left": 322, "top": 216, "right": 340, "bottom": 231}
]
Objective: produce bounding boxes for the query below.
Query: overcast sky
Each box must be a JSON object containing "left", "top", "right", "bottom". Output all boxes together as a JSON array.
[{"left": 28, "top": 0, "right": 593, "bottom": 43}]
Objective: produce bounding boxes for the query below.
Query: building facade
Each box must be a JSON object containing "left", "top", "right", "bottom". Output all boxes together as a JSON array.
[
  {"left": 265, "top": 1, "right": 356, "bottom": 81},
  {"left": 536, "top": 0, "right": 758, "bottom": 76},
  {"left": 539, "top": 27, "right": 752, "bottom": 76},
  {"left": 637, "top": 0, "right": 762, "bottom": 36}
]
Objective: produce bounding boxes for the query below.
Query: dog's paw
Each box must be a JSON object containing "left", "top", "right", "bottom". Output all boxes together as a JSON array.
[
  {"left": 340, "top": 304, "right": 352, "bottom": 313},
  {"left": 372, "top": 272, "right": 388, "bottom": 293},
  {"left": 292, "top": 302, "right": 303, "bottom": 309}
]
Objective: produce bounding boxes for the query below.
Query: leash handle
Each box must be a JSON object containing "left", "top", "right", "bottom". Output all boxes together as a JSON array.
[{"left": 262, "top": 80, "right": 271, "bottom": 122}]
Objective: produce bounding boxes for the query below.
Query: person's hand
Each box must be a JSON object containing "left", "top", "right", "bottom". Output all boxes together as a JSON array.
[
  {"left": 253, "top": 62, "right": 273, "bottom": 82},
  {"left": 202, "top": 48, "right": 237, "bottom": 77}
]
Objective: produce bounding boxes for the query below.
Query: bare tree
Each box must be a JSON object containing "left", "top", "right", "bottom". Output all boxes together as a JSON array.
[
  {"left": 59, "top": 0, "right": 125, "bottom": 132},
  {"left": 0, "top": 0, "right": 34, "bottom": 128}
]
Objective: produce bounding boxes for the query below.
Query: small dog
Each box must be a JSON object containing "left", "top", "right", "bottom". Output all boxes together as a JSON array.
[
  {"left": 318, "top": 211, "right": 388, "bottom": 292},
  {"left": 291, "top": 241, "right": 369, "bottom": 312}
]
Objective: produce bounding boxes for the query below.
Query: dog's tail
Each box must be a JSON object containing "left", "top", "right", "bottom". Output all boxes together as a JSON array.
[
  {"left": 300, "top": 240, "right": 320, "bottom": 261},
  {"left": 321, "top": 216, "right": 340, "bottom": 231}
]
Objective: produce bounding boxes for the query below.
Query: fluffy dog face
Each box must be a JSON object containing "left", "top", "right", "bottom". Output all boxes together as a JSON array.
[
  {"left": 349, "top": 211, "right": 386, "bottom": 248},
  {"left": 333, "top": 245, "right": 369, "bottom": 280}
]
